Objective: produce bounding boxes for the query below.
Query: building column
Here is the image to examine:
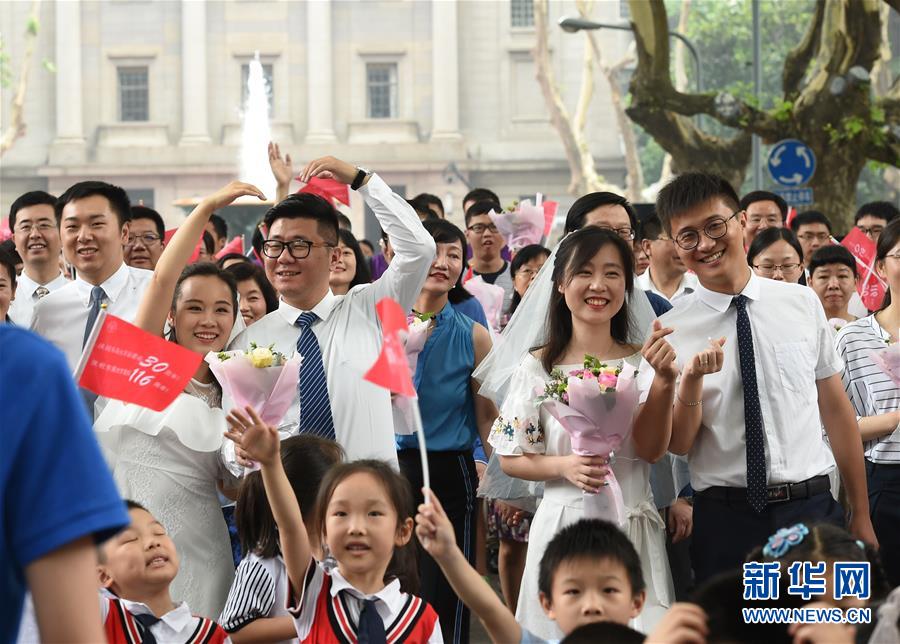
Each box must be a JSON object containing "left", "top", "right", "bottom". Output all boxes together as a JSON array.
[
  {"left": 179, "top": 0, "right": 211, "bottom": 145},
  {"left": 53, "top": 0, "right": 84, "bottom": 144},
  {"left": 431, "top": 0, "right": 461, "bottom": 140},
  {"left": 305, "top": 0, "right": 337, "bottom": 143}
]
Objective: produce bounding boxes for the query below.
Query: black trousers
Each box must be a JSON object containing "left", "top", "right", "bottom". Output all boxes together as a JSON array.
[
  {"left": 691, "top": 488, "right": 845, "bottom": 584},
  {"left": 867, "top": 460, "right": 900, "bottom": 587},
  {"left": 399, "top": 449, "right": 478, "bottom": 644}
]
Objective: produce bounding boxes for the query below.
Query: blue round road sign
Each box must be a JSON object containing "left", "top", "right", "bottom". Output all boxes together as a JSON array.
[{"left": 767, "top": 139, "right": 816, "bottom": 187}]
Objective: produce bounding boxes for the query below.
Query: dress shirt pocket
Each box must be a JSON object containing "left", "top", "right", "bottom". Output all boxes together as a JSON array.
[{"left": 773, "top": 341, "right": 815, "bottom": 395}]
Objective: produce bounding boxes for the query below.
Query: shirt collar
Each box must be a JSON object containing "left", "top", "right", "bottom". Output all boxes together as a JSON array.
[
  {"left": 119, "top": 599, "right": 194, "bottom": 632},
  {"left": 19, "top": 271, "right": 67, "bottom": 298},
  {"left": 276, "top": 290, "right": 338, "bottom": 326},
  {"left": 693, "top": 267, "right": 759, "bottom": 312},
  {"left": 74, "top": 262, "right": 130, "bottom": 306},
  {"left": 328, "top": 569, "right": 405, "bottom": 616}
]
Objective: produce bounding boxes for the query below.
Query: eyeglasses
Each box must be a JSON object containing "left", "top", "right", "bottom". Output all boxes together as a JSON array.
[
  {"left": 125, "top": 233, "right": 161, "bottom": 247},
  {"left": 596, "top": 225, "right": 635, "bottom": 241},
  {"left": 753, "top": 262, "right": 802, "bottom": 276},
  {"left": 674, "top": 211, "right": 741, "bottom": 251},
  {"left": 797, "top": 232, "right": 831, "bottom": 243},
  {"left": 515, "top": 267, "right": 540, "bottom": 279},
  {"left": 15, "top": 221, "right": 56, "bottom": 234},
  {"left": 262, "top": 239, "right": 333, "bottom": 259},
  {"left": 858, "top": 225, "right": 885, "bottom": 238},
  {"left": 468, "top": 223, "right": 499, "bottom": 235},
  {"left": 884, "top": 253, "right": 900, "bottom": 261}
]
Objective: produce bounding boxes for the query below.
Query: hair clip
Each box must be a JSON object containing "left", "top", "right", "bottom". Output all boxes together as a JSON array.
[{"left": 763, "top": 523, "right": 809, "bottom": 558}]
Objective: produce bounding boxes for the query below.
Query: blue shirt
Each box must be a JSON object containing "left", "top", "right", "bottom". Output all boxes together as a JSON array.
[
  {"left": 1, "top": 327, "right": 128, "bottom": 642},
  {"left": 397, "top": 303, "right": 478, "bottom": 452},
  {"left": 452, "top": 296, "right": 489, "bottom": 330}
]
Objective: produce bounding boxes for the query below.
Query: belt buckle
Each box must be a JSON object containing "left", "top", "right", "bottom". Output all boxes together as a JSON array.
[{"left": 766, "top": 483, "right": 792, "bottom": 503}]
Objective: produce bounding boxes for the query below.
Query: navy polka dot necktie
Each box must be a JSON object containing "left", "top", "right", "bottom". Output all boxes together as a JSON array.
[{"left": 732, "top": 295, "right": 768, "bottom": 513}]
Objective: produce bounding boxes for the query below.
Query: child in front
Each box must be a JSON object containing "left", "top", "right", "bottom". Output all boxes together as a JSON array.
[{"left": 225, "top": 405, "right": 442, "bottom": 643}]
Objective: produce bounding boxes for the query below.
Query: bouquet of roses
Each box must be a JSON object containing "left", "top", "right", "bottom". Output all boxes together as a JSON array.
[
  {"left": 536, "top": 355, "right": 639, "bottom": 526},
  {"left": 488, "top": 195, "right": 546, "bottom": 254},
  {"left": 206, "top": 342, "right": 301, "bottom": 428}
]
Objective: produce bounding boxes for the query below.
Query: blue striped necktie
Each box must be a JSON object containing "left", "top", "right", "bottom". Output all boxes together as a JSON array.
[{"left": 295, "top": 311, "right": 335, "bottom": 440}]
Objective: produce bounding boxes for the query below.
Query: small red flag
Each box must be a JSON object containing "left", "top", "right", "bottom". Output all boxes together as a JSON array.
[
  {"left": 785, "top": 206, "right": 797, "bottom": 229},
  {"left": 296, "top": 176, "right": 351, "bottom": 207},
  {"left": 78, "top": 314, "right": 202, "bottom": 411},
  {"left": 363, "top": 298, "right": 416, "bottom": 397},
  {"left": 840, "top": 227, "right": 886, "bottom": 310},
  {"left": 542, "top": 200, "right": 559, "bottom": 236},
  {"left": 215, "top": 236, "right": 244, "bottom": 259}
]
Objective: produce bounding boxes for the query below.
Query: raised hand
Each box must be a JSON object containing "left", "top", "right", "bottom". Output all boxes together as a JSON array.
[
  {"left": 559, "top": 453, "right": 609, "bottom": 493},
  {"left": 298, "top": 156, "right": 359, "bottom": 185},
  {"left": 224, "top": 406, "right": 280, "bottom": 468},
  {"left": 642, "top": 319, "right": 679, "bottom": 382},
  {"left": 201, "top": 181, "right": 266, "bottom": 212},
  {"left": 268, "top": 141, "right": 294, "bottom": 188},
  {"left": 646, "top": 603, "right": 708, "bottom": 644},
  {"left": 415, "top": 489, "right": 457, "bottom": 563},
  {"left": 684, "top": 337, "right": 726, "bottom": 379}
]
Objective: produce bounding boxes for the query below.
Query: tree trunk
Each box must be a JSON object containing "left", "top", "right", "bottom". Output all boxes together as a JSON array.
[{"left": 1, "top": 0, "right": 40, "bottom": 157}]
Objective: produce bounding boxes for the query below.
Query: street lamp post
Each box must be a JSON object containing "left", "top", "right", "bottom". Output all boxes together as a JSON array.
[{"left": 558, "top": 16, "right": 703, "bottom": 93}]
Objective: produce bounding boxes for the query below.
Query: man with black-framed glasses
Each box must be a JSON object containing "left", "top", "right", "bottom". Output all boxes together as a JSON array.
[
  {"left": 635, "top": 172, "right": 876, "bottom": 584},
  {"left": 463, "top": 200, "right": 515, "bottom": 315},
  {"left": 226, "top": 154, "right": 435, "bottom": 469}
]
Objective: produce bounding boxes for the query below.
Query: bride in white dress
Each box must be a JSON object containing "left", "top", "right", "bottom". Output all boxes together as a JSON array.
[
  {"left": 95, "top": 181, "right": 265, "bottom": 618},
  {"left": 487, "top": 227, "right": 675, "bottom": 639}
]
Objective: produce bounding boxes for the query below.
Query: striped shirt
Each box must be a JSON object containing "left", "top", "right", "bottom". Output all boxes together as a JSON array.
[
  {"left": 219, "top": 553, "right": 295, "bottom": 643},
  {"left": 835, "top": 314, "right": 900, "bottom": 463}
]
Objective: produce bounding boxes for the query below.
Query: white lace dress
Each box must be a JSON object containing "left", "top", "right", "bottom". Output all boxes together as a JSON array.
[
  {"left": 488, "top": 353, "right": 674, "bottom": 639},
  {"left": 94, "top": 382, "right": 236, "bottom": 619}
]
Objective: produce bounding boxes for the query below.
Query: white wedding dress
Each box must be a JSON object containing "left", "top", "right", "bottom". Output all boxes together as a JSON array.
[
  {"left": 95, "top": 384, "right": 236, "bottom": 619},
  {"left": 488, "top": 353, "right": 674, "bottom": 639}
]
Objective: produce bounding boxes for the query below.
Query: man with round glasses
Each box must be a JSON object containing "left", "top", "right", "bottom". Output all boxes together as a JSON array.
[
  {"left": 228, "top": 154, "right": 435, "bottom": 467},
  {"left": 636, "top": 172, "right": 876, "bottom": 584}
]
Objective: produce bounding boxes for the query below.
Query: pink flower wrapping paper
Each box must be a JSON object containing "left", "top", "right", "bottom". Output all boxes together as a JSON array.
[{"left": 206, "top": 351, "right": 302, "bottom": 427}]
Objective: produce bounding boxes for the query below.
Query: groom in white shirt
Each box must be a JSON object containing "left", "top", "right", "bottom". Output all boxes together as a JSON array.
[
  {"left": 7, "top": 191, "right": 69, "bottom": 326},
  {"left": 231, "top": 155, "right": 435, "bottom": 465},
  {"left": 31, "top": 181, "right": 152, "bottom": 372}
]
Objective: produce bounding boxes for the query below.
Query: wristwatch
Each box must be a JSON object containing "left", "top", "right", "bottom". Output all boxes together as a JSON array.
[{"left": 351, "top": 166, "right": 372, "bottom": 191}]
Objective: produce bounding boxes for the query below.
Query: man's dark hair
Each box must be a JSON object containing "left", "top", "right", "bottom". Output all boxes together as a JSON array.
[
  {"left": 656, "top": 172, "right": 740, "bottom": 234},
  {"left": 537, "top": 519, "right": 645, "bottom": 600},
  {"left": 639, "top": 215, "right": 664, "bottom": 242},
  {"left": 855, "top": 201, "right": 900, "bottom": 225},
  {"left": 9, "top": 191, "right": 56, "bottom": 230},
  {"left": 808, "top": 244, "right": 857, "bottom": 278},
  {"left": 463, "top": 188, "right": 500, "bottom": 210},
  {"left": 413, "top": 192, "right": 444, "bottom": 218},
  {"left": 408, "top": 197, "right": 440, "bottom": 222},
  {"left": 739, "top": 190, "right": 788, "bottom": 219},
  {"left": 336, "top": 212, "right": 353, "bottom": 232},
  {"left": 564, "top": 192, "right": 637, "bottom": 235},
  {"left": 208, "top": 213, "right": 227, "bottom": 240},
  {"left": 263, "top": 193, "right": 339, "bottom": 246},
  {"left": 790, "top": 209, "right": 832, "bottom": 234},
  {"left": 130, "top": 205, "right": 165, "bottom": 240},
  {"left": 464, "top": 200, "right": 498, "bottom": 227},
  {"left": 56, "top": 181, "right": 131, "bottom": 228},
  {"left": 562, "top": 621, "right": 645, "bottom": 644}
]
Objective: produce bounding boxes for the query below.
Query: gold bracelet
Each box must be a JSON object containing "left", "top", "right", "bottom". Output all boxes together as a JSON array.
[{"left": 675, "top": 391, "right": 702, "bottom": 407}]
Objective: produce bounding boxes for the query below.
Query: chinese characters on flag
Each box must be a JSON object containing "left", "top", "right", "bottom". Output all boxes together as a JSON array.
[
  {"left": 839, "top": 227, "right": 886, "bottom": 311},
  {"left": 78, "top": 313, "right": 202, "bottom": 411}
]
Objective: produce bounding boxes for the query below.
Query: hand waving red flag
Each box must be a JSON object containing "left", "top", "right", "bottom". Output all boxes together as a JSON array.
[
  {"left": 296, "top": 176, "right": 351, "bottom": 207},
  {"left": 77, "top": 312, "right": 202, "bottom": 411},
  {"left": 364, "top": 298, "right": 416, "bottom": 397}
]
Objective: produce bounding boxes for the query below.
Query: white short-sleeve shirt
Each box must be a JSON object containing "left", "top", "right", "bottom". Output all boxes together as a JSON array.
[{"left": 638, "top": 270, "right": 840, "bottom": 491}]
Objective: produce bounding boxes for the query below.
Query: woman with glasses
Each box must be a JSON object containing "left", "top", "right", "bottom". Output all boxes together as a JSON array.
[
  {"left": 746, "top": 227, "right": 805, "bottom": 284},
  {"left": 834, "top": 217, "right": 900, "bottom": 588}
]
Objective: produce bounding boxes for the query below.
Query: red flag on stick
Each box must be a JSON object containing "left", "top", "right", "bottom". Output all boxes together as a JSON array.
[
  {"left": 215, "top": 236, "right": 244, "bottom": 259},
  {"left": 364, "top": 298, "right": 416, "bottom": 397},
  {"left": 77, "top": 311, "right": 202, "bottom": 411},
  {"left": 839, "top": 228, "right": 886, "bottom": 310},
  {"left": 542, "top": 200, "right": 559, "bottom": 237},
  {"left": 296, "top": 176, "right": 351, "bottom": 207}
]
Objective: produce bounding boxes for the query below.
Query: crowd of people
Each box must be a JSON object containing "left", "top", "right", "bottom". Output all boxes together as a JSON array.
[{"left": 3, "top": 145, "right": 900, "bottom": 644}]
